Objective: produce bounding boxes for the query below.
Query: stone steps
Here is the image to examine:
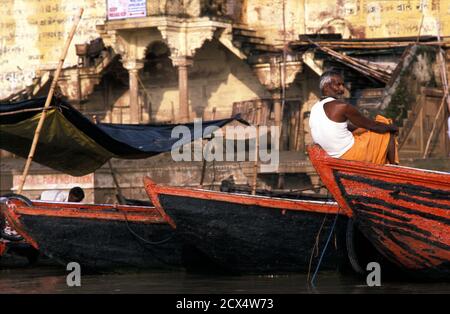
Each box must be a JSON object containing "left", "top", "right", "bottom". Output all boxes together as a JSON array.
[{"left": 231, "top": 25, "right": 280, "bottom": 57}]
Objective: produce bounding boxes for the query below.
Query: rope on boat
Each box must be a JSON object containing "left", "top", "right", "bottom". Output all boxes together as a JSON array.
[
  {"left": 119, "top": 208, "right": 175, "bottom": 245},
  {"left": 310, "top": 207, "right": 341, "bottom": 287}
]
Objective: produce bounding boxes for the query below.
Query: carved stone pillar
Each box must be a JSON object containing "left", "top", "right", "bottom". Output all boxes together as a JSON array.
[
  {"left": 172, "top": 56, "right": 193, "bottom": 123},
  {"left": 102, "top": 18, "right": 229, "bottom": 123},
  {"left": 123, "top": 60, "right": 144, "bottom": 124}
]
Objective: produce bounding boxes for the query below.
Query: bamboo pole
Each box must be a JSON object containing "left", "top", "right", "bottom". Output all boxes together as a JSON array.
[
  {"left": 318, "top": 45, "right": 391, "bottom": 82},
  {"left": 280, "top": 0, "right": 287, "bottom": 152},
  {"left": 422, "top": 96, "right": 446, "bottom": 158},
  {"left": 108, "top": 160, "right": 126, "bottom": 204},
  {"left": 17, "top": 8, "right": 84, "bottom": 194},
  {"left": 199, "top": 107, "right": 216, "bottom": 188},
  {"left": 278, "top": 1, "right": 287, "bottom": 190},
  {"left": 416, "top": 0, "right": 425, "bottom": 44},
  {"left": 290, "top": 40, "right": 448, "bottom": 49},
  {"left": 93, "top": 114, "right": 125, "bottom": 204},
  {"left": 0, "top": 107, "right": 48, "bottom": 116},
  {"left": 137, "top": 73, "right": 153, "bottom": 122},
  {"left": 251, "top": 102, "right": 262, "bottom": 195},
  {"left": 423, "top": 21, "right": 449, "bottom": 158},
  {"left": 306, "top": 38, "right": 391, "bottom": 83}
]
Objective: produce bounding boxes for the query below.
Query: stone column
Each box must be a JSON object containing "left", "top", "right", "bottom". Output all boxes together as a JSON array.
[
  {"left": 272, "top": 89, "right": 282, "bottom": 127},
  {"left": 69, "top": 70, "right": 82, "bottom": 104},
  {"left": 123, "top": 60, "right": 144, "bottom": 124},
  {"left": 172, "top": 56, "right": 193, "bottom": 123}
]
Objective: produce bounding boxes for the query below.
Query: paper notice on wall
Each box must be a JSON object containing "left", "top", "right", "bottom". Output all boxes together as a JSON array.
[{"left": 107, "top": 0, "right": 146, "bottom": 20}]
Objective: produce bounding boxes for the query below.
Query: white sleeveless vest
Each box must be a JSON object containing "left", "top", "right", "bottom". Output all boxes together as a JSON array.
[{"left": 309, "top": 97, "right": 354, "bottom": 157}]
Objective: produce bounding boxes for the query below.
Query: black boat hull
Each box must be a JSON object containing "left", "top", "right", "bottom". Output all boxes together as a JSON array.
[
  {"left": 1, "top": 198, "right": 185, "bottom": 271},
  {"left": 158, "top": 193, "right": 349, "bottom": 274},
  {"left": 20, "top": 215, "right": 182, "bottom": 270}
]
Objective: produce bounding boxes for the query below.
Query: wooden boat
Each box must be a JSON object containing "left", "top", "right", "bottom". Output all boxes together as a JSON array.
[
  {"left": 0, "top": 205, "right": 40, "bottom": 266},
  {"left": 0, "top": 195, "right": 184, "bottom": 270},
  {"left": 0, "top": 239, "right": 40, "bottom": 266},
  {"left": 307, "top": 145, "right": 450, "bottom": 279},
  {"left": 143, "top": 177, "right": 349, "bottom": 274}
]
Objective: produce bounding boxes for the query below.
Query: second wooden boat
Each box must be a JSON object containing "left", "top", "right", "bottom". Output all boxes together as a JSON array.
[{"left": 144, "top": 177, "right": 349, "bottom": 274}]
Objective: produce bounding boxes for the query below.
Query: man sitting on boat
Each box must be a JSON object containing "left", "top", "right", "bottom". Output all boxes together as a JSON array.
[
  {"left": 309, "top": 70, "right": 399, "bottom": 165},
  {"left": 40, "top": 186, "right": 85, "bottom": 203}
]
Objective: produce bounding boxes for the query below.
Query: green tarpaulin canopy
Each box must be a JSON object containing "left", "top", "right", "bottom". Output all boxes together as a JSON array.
[{"left": 0, "top": 97, "right": 245, "bottom": 176}]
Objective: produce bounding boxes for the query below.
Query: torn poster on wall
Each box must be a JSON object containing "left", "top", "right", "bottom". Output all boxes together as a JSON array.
[{"left": 107, "top": 0, "right": 147, "bottom": 20}]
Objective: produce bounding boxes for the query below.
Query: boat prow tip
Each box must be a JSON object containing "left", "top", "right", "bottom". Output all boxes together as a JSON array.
[{"left": 143, "top": 176, "right": 155, "bottom": 186}]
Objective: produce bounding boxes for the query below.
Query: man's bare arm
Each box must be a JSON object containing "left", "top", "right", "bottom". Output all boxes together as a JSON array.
[{"left": 344, "top": 104, "right": 398, "bottom": 134}]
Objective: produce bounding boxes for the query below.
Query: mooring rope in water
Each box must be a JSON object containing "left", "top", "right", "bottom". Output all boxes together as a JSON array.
[
  {"left": 309, "top": 207, "right": 341, "bottom": 288},
  {"left": 117, "top": 207, "right": 179, "bottom": 266},
  {"left": 307, "top": 213, "right": 328, "bottom": 283}
]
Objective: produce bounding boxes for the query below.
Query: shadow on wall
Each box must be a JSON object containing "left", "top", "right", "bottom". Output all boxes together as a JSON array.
[
  {"left": 139, "top": 38, "right": 270, "bottom": 122},
  {"left": 84, "top": 36, "right": 273, "bottom": 123}
]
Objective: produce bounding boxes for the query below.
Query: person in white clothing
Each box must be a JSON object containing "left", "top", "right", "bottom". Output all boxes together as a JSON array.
[
  {"left": 1, "top": 187, "right": 85, "bottom": 241},
  {"left": 40, "top": 186, "right": 85, "bottom": 203},
  {"left": 309, "top": 70, "right": 399, "bottom": 164}
]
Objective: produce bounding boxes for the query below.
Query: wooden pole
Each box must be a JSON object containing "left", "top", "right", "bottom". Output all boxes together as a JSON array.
[
  {"left": 108, "top": 160, "right": 126, "bottom": 204},
  {"left": 423, "top": 96, "right": 446, "bottom": 158},
  {"left": 306, "top": 38, "right": 391, "bottom": 83},
  {"left": 137, "top": 74, "right": 152, "bottom": 122},
  {"left": 17, "top": 8, "right": 84, "bottom": 194},
  {"left": 93, "top": 114, "right": 126, "bottom": 204},
  {"left": 251, "top": 102, "right": 262, "bottom": 195},
  {"left": 281, "top": 0, "right": 287, "bottom": 141},
  {"left": 423, "top": 21, "right": 449, "bottom": 158},
  {"left": 199, "top": 108, "right": 216, "bottom": 188},
  {"left": 416, "top": 6, "right": 424, "bottom": 44}
]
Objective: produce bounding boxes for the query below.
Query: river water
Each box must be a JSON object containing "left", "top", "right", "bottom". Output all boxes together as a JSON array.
[{"left": 1, "top": 260, "right": 449, "bottom": 294}]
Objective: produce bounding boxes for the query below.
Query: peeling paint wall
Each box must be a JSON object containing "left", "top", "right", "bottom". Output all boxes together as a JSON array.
[
  {"left": 244, "top": 0, "right": 450, "bottom": 43},
  {"left": 244, "top": 0, "right": 304, "bottom": 42},
  {"left": 1, "top": 0, "right": 449, "bottom": 101},
  {"left": 0, "top": 0, "right": 106, "bottom": 99}
]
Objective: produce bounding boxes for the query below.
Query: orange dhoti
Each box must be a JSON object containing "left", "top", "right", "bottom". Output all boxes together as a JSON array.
[{"left": 340, "top": 115, "right": 399, "bottom": 165}]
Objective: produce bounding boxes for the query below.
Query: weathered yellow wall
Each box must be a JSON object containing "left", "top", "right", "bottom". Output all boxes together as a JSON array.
[
  {"left": 244, "top": 0, "right": 304, "bottom": 42},
  {"left": 245, "top": 0, "right": 450, "bottom": 43},
  {"left": 1, "top": 0, "right": 449, "bottom": 100},
  {"left": 0, "top": 0, "right": 106, "bottom": 99}
]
